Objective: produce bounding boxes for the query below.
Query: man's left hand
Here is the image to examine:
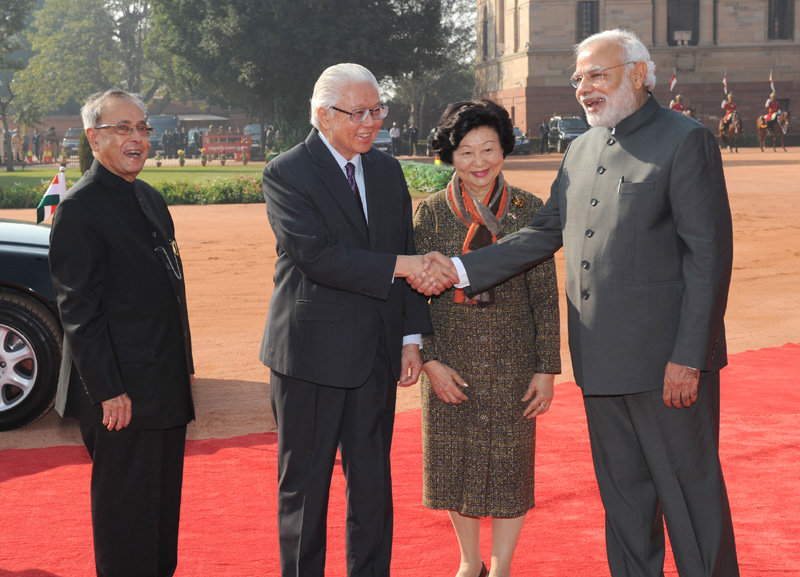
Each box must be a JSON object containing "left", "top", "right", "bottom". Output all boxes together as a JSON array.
[
  {"left": 399, "top": 344, "right": 423, "bottom": 387},
  {"left": 663, "top": 361, "right": 700, "bottom": 408}
]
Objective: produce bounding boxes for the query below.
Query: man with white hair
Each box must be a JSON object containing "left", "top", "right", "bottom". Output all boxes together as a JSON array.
[
  {"left": 260, "top": 62, "right": 441, "bottom": 577},
  {"left": 416, "top": 29, "right": 739, "bottom": 576},
  {"left": 49, "top": 89, "right": 194, "bottom": 577}
]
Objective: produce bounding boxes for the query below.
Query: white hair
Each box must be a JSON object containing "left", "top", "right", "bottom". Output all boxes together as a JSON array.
[
  {"left": 80, "top": 89, "right": 147, "bottom": 129},
  {"left": 575, "top": 29, "right": 657, "bottom": 91},
  {"left": 309, "top": 63, "right": 381, "bottom": 129}
]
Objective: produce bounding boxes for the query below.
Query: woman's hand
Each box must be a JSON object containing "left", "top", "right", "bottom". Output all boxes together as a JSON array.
[
  {"left": 522, "top": 373, "right": 555, "bottom": 419},
  {"left": 423, "top": 360, "right": 469, "bottom": 404}
]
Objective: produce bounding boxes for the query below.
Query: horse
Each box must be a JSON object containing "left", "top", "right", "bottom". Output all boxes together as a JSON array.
[
  {"left": 758, "top": 111, "right": 791, "bottom": 152},
  {"left": 718, "top": 111, "right": 741, "bottom": 153}
]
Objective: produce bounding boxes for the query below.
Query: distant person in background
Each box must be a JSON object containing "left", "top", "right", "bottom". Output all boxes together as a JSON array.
[
  {"left": 193, "top": 129, "right": 203, "bottom": 157},
  {"left": 265, "top": 125, "right": 275, "bottom": 151},
  {"left": 33, "top": 130, "right": 41, "bottom": 161},
  {"left": 539, "top": 120, "right": 549, "bottom": 153},
  {"left": 162, "top": 129, "right": 172, "bottom": 158},
  {"left": 669, "top": 93, "right": 686, "bottom": 112},
  {"left": 764, "top": 92, "right": 782, "bottom": 130},
  {"left": 390, "top": 121, "right": 401, "bottom": 156},
  {"left": 721, "top": 93, "right": 738, "bottom": 131},
  {"left": 12, "top": 129, "right": 22, "bottom": 162},
  {"left": 408, "top": 121, "right": 419, "bottom": 155}
]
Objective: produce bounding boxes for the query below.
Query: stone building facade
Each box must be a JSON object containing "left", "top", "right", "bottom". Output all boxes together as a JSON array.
[{"left": 476, "top": 0, "right": 799, "bottom": 136}]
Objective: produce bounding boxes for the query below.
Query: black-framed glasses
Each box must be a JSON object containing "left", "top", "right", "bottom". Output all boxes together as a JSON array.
[
  {"left": 570, "top": 62, "right": 635, "bottom": 89},
  {"left": 331, "top": 104, "right": 389, "bottom": 123},
  {"left": 93, "top": 121, "right": 154, "bottom": 136}
]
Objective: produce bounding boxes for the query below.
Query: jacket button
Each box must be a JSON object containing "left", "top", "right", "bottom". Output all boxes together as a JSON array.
[
  {"left": 581, "top": 291, "right": 590, "bottom": 300},
  {"left": 152, "top": 231, "right": 157, "bottom": 238},
  {"left": 590, "top": 198, "right": 598, "bottom": 206},
  {"left": 581, "top": 260, "right": 590, "bottom": 269},
  {"left": 585, "top": 229, "right": 594, "bottom": 237},
  {"left": 597, "top": 166, "right": 606, "bottom": 174},
  {"left": 607, "top": 138, "right": 616, "bottom": 145}
]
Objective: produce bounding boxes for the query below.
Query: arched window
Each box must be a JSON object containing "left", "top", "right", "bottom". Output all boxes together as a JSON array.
[{"left": 667, "top": 0, "right": 699, "bottom": 46}]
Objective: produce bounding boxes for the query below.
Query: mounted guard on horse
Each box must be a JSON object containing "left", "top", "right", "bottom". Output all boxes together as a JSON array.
[
  {"left": 719, "top": 93, "right": 741, "bottom": 153},
  {"left": 757, "top": 93, "right": 790, "bottom": 152}
]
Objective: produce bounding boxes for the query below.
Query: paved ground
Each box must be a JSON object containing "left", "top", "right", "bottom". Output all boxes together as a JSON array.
[{"left": 2, "top": 146, "right": 798, "bottom": 450}]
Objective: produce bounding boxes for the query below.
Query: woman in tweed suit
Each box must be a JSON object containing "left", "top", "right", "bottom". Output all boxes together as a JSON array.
[{"left": 414, "top": 100, "right": 561, "bottom": 577}]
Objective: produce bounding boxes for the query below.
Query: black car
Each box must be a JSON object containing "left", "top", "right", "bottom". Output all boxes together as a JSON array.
[
  {"left": 61, "top": 127, "right": 84, "bottom": 157},
  {"left": 0, "top": 219, "right": 62, "bottom": 431},
  {"left": 512, "top": 127, "right": 531, "bottom": 155},
  {"left": 372, "top": 129, "right": 393, "bottom": 154},
  {"left": 548, "top": 115, "right": 589, "bottom": 153}
]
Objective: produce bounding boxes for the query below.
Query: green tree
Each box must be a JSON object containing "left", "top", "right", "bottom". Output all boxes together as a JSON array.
[
  {"left": 390, "top": 0, "right": 477, "bottom": 132},
  {"left": 150, "top": 0, "right": 455, "bottom": 147},
  {"left": 14, "top": 0, "right": 161, "bottom": 127},
  {"left": 0, "top": 0, "right": 36, "bottom": 171}
]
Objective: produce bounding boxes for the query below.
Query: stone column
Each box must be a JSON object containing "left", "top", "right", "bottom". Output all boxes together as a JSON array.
[
  {"left": 653, "top": 0, "right": 667, "bottom": 46},
  {"left": 698, "top": 0, "right": 715, "bottom": 45}
]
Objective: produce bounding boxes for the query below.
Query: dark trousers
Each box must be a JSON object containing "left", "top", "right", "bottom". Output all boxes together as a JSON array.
[
  {"left": 540, "top": 137, "right": 548, "bottom": 153},
  {"left": 270, "top": 334, "right": 396, "bottom": 577},
  {"left": 80, "top": 423, "right": 187, "bottom": 577},
  {"left": 583, "top": 373, "right": 739, "bottom": 577}
]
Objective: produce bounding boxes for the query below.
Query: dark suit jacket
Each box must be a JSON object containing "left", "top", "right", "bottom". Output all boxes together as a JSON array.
[
  {"left": 260, "top": 129, "right": 432, "bottom": 387},
  {"left": 49, "top": 160, "right": 194, "bottom": 430},
  {"left": 461, "top": 96, "right": 733, "bottom": 395}
]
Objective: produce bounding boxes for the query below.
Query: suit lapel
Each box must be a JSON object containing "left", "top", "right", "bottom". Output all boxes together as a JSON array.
[
  {"left": 363, "top": 152, "right": 381, "bottom": 249},
  {"left": 306, "top": 131, "right": 369, "bottom": 244}
]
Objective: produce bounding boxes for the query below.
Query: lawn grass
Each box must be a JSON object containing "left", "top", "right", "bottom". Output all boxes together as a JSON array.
[
  {"left": 0, "top": 160, "right": 441, "bottom": 199},
  {"left": 0, "top": 163, "right": 265, "bottom": 190}
]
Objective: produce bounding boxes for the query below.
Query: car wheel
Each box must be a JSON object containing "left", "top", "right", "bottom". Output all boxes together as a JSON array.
[{"left": 0, "top": 289, "right": 62, "bottom": 431}]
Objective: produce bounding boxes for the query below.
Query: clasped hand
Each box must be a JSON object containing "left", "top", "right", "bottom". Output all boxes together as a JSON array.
[{"left": 396, "top": 252, "right": 458, "bottom": 296}]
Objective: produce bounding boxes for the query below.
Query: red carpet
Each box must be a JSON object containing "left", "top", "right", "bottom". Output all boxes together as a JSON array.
[{"left": 2, "top": 344, "right": 799, "bottom": 576}]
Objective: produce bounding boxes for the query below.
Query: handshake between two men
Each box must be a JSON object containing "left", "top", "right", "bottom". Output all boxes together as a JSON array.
[{"left": 395, "top": 252, "right": 459, "bottom": 296}]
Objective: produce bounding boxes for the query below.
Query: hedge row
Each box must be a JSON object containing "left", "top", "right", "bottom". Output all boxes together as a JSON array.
[{"left": 0, "top": 161, "right": 453, "bottom": 210}]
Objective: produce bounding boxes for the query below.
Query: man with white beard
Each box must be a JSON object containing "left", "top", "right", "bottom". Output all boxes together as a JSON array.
[{"left": 413, "top": 28, "right": 739, "bottom": 576}]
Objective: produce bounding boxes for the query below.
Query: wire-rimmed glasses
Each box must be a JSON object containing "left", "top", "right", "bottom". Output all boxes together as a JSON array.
[
  {"left": 570, "top": 62, "right": 635, "bottom": 89},
  {"left": 331, "top": 105, "right": 389, "bottom": 123},
  {"left": 93, "top": 122, "right": 154, "bottom": 136}
]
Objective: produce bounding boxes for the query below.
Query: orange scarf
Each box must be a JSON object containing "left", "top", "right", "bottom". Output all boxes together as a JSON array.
[{"left": 447, "top": 173, "right": 509, "bottom": 304}]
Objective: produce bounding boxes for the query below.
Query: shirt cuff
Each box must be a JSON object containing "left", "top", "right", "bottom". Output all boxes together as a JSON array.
[
  {"left": 403, "top": 334, "right": 422, "bottom": 348},
  {"left": 451, "top": 256, "right": 470, "bottom": 288}
]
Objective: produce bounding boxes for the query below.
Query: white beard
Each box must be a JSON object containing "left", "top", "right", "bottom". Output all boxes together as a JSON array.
[{"left": 581, "top": 73, "right": 638, "bottom": 128}]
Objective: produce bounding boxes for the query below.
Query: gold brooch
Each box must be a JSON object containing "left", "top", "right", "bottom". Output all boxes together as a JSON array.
[{"left": 511, "top": 196, "right": 525, "bottom": 208}]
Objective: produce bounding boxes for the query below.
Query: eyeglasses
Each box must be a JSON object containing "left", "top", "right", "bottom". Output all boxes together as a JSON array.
[
  {"left": 570, "top": 62, "right": 635, "bottom": 89},
  {"left": 331, "top": 104, "right": 389, "bottom": 123},
  {"left": 93, "top": 122, "right": 154, "bottom": 136}
]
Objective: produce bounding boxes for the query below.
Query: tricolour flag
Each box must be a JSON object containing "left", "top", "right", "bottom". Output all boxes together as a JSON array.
[
  {"left": 669, "top": 73, "right": 677, "bottom": 92},
  {"left": 769, "top": 69, "right": 776, "bottom": 94},
  {"left": 722, "top": 72, "right": 728, "bottom": 95},
  {"left": 36, "top": 166, "right": 67, "bottom": 224}
]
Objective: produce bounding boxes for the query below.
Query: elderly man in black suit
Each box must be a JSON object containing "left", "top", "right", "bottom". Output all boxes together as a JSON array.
[
  {"left": 260, "top": 62, "right": 455, "bottom": 577},
  {"left": 49, "top": 89, "right": 194, "bottom": 577},
  {"left": 414, "top": 29, "right": 738, "bottom": 577}
]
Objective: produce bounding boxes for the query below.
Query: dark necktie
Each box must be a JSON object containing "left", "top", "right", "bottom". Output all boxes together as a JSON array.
[{"left": 345, "top": 162, "right": 367, "bottom": 224}]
